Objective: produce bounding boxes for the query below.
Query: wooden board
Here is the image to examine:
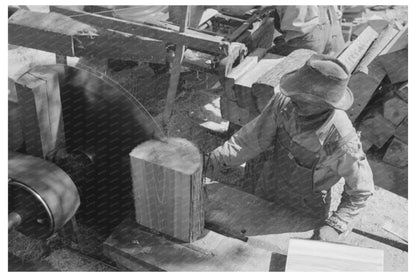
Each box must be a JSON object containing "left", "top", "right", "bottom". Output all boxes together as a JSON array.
[
  {"left": 16, "top": 67, "right": 66, "bottom": 159},
  {"left": 252, "top": 49, "right": 315, "bottom": 108},
  {"left": 285, "top": 239, "right": 384, "bottom": 271},
  {"left": 395, "top": 117, "right": 408, "bottom": 144},
  {"left": 223, "top": 48, "right": 267, "bottom": 101},
  {"left": 383, "top": 138, "right": 408, "bottom": 168},
  {"left": 103, "top": 217, "right": 272, "bottom": 271},
  {"left": 383, "top": 96, "right": 408, "bottom": 126},
  {"left": 50, "top": 6, "right": 229, "bottom": 55},
  {"left": 234, "top": 53, "right": 284, "bottom": 112},
  {"left": 130, "top": 138, "right": 203, "bottom": 242},
  {"left": 347, "top": 60, "right": 386, "bottom": 122},
  {"left": 358, "top": 111, "right": 396, "bottom": 148},
  {"left": 8, "top": 10, "right": 168, "bottom": 63},
  {"left": 378, "top": 48, "right": 408, "bottom": 84},
  {"left": 379, "top": 26, "right": 408, "bottom": 55},
  {"left": 355, "top": 24, "right": 399, "bottom": 74},
  {"left": 337, "top": 26, "right": 379, "bottom": 73}
]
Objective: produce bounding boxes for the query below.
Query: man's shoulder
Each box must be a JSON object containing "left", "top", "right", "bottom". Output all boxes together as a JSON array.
[{"left": 320, "top": 110, "right": 358, "bottom": 155}]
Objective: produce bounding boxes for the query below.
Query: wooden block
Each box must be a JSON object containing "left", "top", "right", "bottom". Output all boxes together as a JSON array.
[
  {"left": 234, "top": 53, "right": 284, "bottom": 112},
  {"left": 383, "top": 96, "right": 408, "bottom": 126},
  {"left": 347, "top": 60, "right": 386, "bottom": 122},
  {"left": 337, "top": 26, "right": 379, "bottom": 73},
  {"left": 358, "top": 111, "right": 396, "bottom": 148},
  {"left": 379, "top": 26, "right": 408, "bottom": 55},
  {"left": 103, "top": 217, "right": 272, "bottom": 271},
  {"left": 252, "top": 49, "right": 315, "bottom": 109},
  {"left": 130, "top": 137, "right": 203, "bottom": 242},
  {"left": 395, "top": 83, "right": 408, "bottom": 102},
  {"left": 378, "top": 48, "right": 408, "bottom": 84},
  {"left": 285, "top": 239, "right": 384, "bottom": 271},
  {"left": 395, "top": 117, "right": 407, "bottom": 144},
  {"left": 383, "top": 138, "right": 407, "bottom": 168},
  {"left": 223, "top": 48, "right": 267, "bottom": 100},
  {"left": 17, "top": 67, "right": 66, "bottom": 159},
  {"left": 355, "top": 24, "right": 399, "bottom": 74}
]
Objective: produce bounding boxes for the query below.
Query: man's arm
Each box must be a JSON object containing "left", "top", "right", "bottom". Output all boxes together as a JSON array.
[
  {"left": 325, "top": 135, "right": 375, "bottom": 233},
  {"left": 209, "top": 95, "right": 283, "bottom": 171}
]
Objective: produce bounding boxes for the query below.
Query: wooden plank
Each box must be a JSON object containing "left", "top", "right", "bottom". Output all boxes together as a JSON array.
[
  {"left": 130, "top": 138, "right": 203, "bottom": 242},
  {"left": 395, "top": 116, "right": 407, "bottom": 144},
  {"left": 347, "top": 60, "right": 386, "bottom": 122},
  {"left": 9, "top": 10, "right": 167, "bottom": 63},
  {"left": 50, "top": 6, "right": 229, "bottom": 55},
  {"left": 356, "top": 24, "right": 399, "bottom": 74},
  {"left": 14, "top": 83, "right": 43, "bottom": 158},
  {"left": 382, "top": 138, "right": 408, "bottom": 168},
  {"left": 379, "top": 26, "right": 408, "bottom": 55},
  {"left": 383, "top": 96, "right": 408, "bottom": 126},
  {"left": 103, "top": 217, "right": 272, "bottom": 271},
  {"left": 251, "top": 49, "right": 314, "bottom": 110},
  {"left": 378, "top": 48, "right": 408, "bottom": 84},
  {"left": 204, "top": 181, "right": 407, "bottom": 271},
  {"left": 358, "top": 111, "right": 396, "bottom": 148},
  {"left": 285, "top": 239, "right": 384, "bottom": 271},
  {"left": 337, "top": 26, "right": 379, "bottom": 73},
  {"left": 17, "top": 67, "right": 66, "bottom": 159},
  {"left": 235, "top": 53, "right": 284, "bottom": 112},
  {"left": 223, "top": 48, "right": 267, "bottom": 101}
]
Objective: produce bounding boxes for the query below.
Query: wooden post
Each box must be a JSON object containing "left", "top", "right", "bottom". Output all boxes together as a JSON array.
[
  {"left": 163, "top": 6, "right": 190, "bottom": 125},
  {"left": 130, "top": 137, "right": 203, "bottom": 242}
]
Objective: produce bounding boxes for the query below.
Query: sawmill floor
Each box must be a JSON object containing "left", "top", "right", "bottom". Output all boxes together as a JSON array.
[{"left": 8, "top": 5, "right": 408, "bottom": 271}]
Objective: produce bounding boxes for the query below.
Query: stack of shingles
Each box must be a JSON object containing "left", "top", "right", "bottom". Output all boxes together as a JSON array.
[
  {"left": 220, "top": 48, "right": 315, "bottom": 126},
  {"left": 356, "top": 26, "right": 408, "bottom": 168}
]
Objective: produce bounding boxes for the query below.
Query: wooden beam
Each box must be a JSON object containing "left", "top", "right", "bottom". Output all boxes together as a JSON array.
[
  {"left": 285, "top": 239, "right": 384, "bottom": 271},
  {"left": 356, "top": 24, "right": 399, "bottom": 74},
  {"left": 9, "top": 10, "right": 168, "bottom": 63},
  {"left": 379, "top": 25, "right": 408, "bottom": 55},
  {"left": 130, "top": 137, "right": 203, "bottom": 242},
  {"left": 337, "top": 26, "right": 379, "bottom": 73},
  {"left": 50, "top": 6, "right": 228, "bottom": 55},
  {"left": 378, "top": 48, "right": 408, "bottom": 84}
]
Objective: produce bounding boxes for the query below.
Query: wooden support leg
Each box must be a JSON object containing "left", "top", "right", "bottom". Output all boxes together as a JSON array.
[{"left": 162, "top": 44, "right": 185, "bottom": 126}]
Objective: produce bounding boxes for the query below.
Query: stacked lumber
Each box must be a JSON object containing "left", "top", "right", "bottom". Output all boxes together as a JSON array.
[{"left": 220, "top": 49, "right": 312, "bottom": 126}]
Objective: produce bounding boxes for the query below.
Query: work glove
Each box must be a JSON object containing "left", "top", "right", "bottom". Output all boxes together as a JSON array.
[{"left": 314, "top": 225, "right": 343, "bottom": 243}]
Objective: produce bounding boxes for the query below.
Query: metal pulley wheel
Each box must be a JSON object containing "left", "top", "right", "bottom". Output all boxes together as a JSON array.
[
  {"left": 9, "top": 64, "right": 164, "bottom": 235},
  {"left": 8, "top": 151, "right": 80, "bottom": 239}
]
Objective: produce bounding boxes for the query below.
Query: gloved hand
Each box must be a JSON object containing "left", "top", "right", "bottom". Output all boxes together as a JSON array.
[{"left": 315, "top": 225, "right": 342, "bottom": 242}]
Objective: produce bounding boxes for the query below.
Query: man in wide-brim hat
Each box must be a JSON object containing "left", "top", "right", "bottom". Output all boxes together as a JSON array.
[{"left": 207, "top": 54, "right": 374, "bottom": 241}]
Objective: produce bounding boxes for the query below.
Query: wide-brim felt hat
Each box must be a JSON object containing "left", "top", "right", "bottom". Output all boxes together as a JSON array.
[{"left": 279, "top": 54, "right": 354, "bottom": 111}]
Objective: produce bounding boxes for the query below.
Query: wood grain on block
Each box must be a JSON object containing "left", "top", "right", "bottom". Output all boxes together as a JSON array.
[
  {"left": 285, "top": 239, "right": 384, "bottom": 271},
  {"left": 355, "top": 24, "right": 399, "bottom": 74},
  {"left": 347, "top": 60, "right": 386, "bottom": 122},
  {"left": 379, "top": 26, "right": 408, "bottom": 55},
  {"left": 130, "top": 137, "right": 203, "bottom": 242},
  {"left": 234, "top": 53, "right": 284, "bottom": 111},
  {"left": 103, "top": 217, "right": 272, "bottom": 271},
  {"left": 252, "top": 49, "right": 315, "bottom": 110},
  {"left": 337, "top": 26, "right": 379, "bottom": 73},
  {"left": 223, "top": 48, "right": 267, "bottom": 101},
  {"left": 383, "top": 138, "right": 407, "bottom": 168},
  {"left": 395, "top": 83, "right": 408, "bottom": 102},
  {"left": 17, "top": 67, "right": 66, "bottom": 159},
  {"left": 378, "top": 48, "right": 408, "bottom": 84},
  {"left": 383, "top": 97, "right": 408, "bottom": 126},
  {"left": 395, "top": 117, "right": 407, "bottom": 144},
  {"left": 358, "top": 111, "right": 396, "bottom": 148}
]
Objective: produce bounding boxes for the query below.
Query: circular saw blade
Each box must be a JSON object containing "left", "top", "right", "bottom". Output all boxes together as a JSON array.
[{"left": 15, "top": 64, "right": 165, "bottom": 234}]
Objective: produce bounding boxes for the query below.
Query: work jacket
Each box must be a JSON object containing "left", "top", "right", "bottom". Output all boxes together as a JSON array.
[
  {"left": 210, "top": 93, "right": 374, "bottom": 233},
  {"left": 273, "top": 5, "right": 345, "bottom": 55}
]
